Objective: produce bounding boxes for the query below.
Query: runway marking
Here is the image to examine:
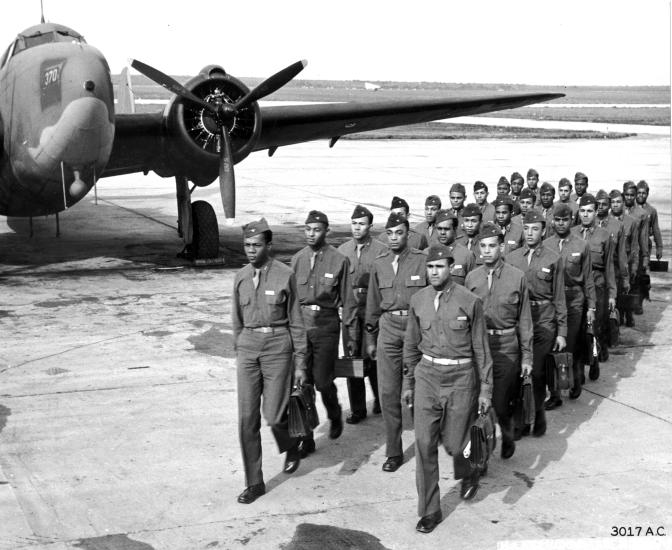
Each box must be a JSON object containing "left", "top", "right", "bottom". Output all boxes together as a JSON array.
[{"left": 581, "top": 387, "right": 671, "bottom": 425}]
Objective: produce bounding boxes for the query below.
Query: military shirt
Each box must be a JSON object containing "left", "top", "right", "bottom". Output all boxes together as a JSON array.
[
  {"left": 597, "top": 215, "right": 628, "bottom": 285},
  {"left": 454, "top": 233, "right": 484, "bottom": 266},
  {"left": 290, "top": 244, "right": 356, "bottom": 322},
  {"left": 403, "top": 282, "right": 493, "bottom": 398},
  {"left": 625, "top": 204, "right": 650, "bottom": 269},
  {"left": 447, "top": 242, "right": 477, "bottom": 286},
  {"left": 571, "top": 224, "right": 617, "bottom": 300},
  {"left": 377, "top": 228, "right": 428, "bottom": 251},
  {"left": 555, "top": 199, "right": 579, "bottom": 216},
  {"left": 337, "top": 236, "right": 388, "bottom": 322},
  {"left": 478, "top": 202, "right": 496, "bottom": 223},
  {"left": 232, "top": 258, "right": 308, "bottom": 369},
  {"left": 414, "top": 221, "right": 441, "bottom": 248},
  {"left": 641, "top": 203, "right": 663, "bottom": 256},
  {"left": 507, "top": 245, "right": 568, "bottom": 338},
  {"left": 544, "top": 233, "right": 597, "bottom": 310},
  {"left": 366, "top": 247, "right": 428, "bottom": 329},
  {"left": 611, "top": 212, "right": 640, "bottom": 278},
  {"left": 465, "top": 261, "right": 533, "bottom": 367},
  {"left": 499, "top": 223, "right": 524, "bottom": 256}
]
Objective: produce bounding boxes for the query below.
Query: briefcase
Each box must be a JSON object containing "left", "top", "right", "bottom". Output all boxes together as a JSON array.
[
  {"left": 466, "top": 408, "right": 497, "bottom": 469},
  {"left": 650, "top": 260, "right": 668, "bottom": 272},
  {"left": 620, "top": 291, "right": 641, "bottom": 311},
  {"left": 288, "top": 383, "right": 320, "bottom": 438},
  {"left": 334, "top": 357, "right": 366, "bottom": 378},
  {"left": 520, "top": 375, "right": 535, "bottom": 425},
  {"left": 546, "top": 352, "right": 574, "bottom": 392},
  {"left": 609, "top": 307, "right": 620, "bottom": 347}
]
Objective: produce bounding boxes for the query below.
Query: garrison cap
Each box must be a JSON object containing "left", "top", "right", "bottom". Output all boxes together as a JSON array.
[
  {"left": 426, "top": 244, "right": 454, "bottom": 263},
  {"left": 609, "top": 189, "right": 623, "bottom": 200},
  {"left": 574, "top": 171, "right": 588, "bottom": 183},
  {"left": 527, "top": 168, "right": 539, "bottom": 178},
  {"left": 558, "top": 177, "right": 572, "bottom": 188},
  {"left": 595, "top": 189, "right": 610, "bottom": 201},
  {"left": 385, "top": 212, "right": 408, "bottom": 229},
  {"left": 553, "top": 203, "right": 573, "bottom": 218},
  {"left": 636, "top": 180, "right": 649, "bottom": 191},
  {"left": 493, "top": 196, "right": 514, "bottom": 209},
  {"left": 623, "top": 180, "right": 636, "bottom": 192},
  {"left": 450, "top": 183, "right": 466, "bottom": 195},
  {"left": 425, "top": 194, "right": 442, "bottom": 207},
  {"left": 435, "top": 209, "right": 457, "bottom": 226},
  {"left": 243, "top": 217, "right": 271, "bottom": 238},
  {"left": 579, "top": 193, "right": 597, "bottom": 207},
  {"left": 510, "top": 171, "right": 524, "bottom": 182},
  {"left": 461, "top": 203, "right": 482, "bottom": 218},
  {"left": 523, "top": 209, "right": 545, "bottom": 225},
  {"left": 305, "top": 210, "right": 329, "bottom": 225},
  {"left": 390, "top": 196, "right": 409, "bottom": 210},
  {"left": 498, "top": 176, "right": 510, "bottom": 186},
  {"left": 474, "top": 181, "right": 488, "bottom": 192},
  {"left": 478, "top": 222, "right": 503, "bottom": 241},
  {"left": 519, "top": 188, "right": 536, "bottom": 201},
  {"left": 540, "top": 182, "right": 555, "bottom": 194},
  {"left": 351, "top": 205, "right": 373, "bottom": 222}
]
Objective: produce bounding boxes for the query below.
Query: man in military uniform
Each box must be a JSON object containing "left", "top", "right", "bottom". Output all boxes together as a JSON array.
[
  {"left": 557, "top": 178, "right": 579, "bottom": 217},
  {"left": 455, "top": 203, "right": 483, "bottom": 255},
  {"left": 493, "top": 196, "right": 524, "bottom": 256},
  {"left": 414, "top": 195, "right": 442, "bottom": 247},
  {"left": 338, "top": 205, "right": 386, "bottom": 424},
  {"left": 434, "top": 209, "right": 477, "bottom": 286},
  {"left": 449, "top": 183, "right": 468, "bottom": 231},
  {"left": 466, "top": 223, "right": 532, "bottom": 459},
  {"left": 511, "top": 188, "right": 537, "bottom": 226},
  {"left": 572, "top": 194, "right": 616, "bottom": 370},
  {"left": 366, "top": 213, "right": 428, "bottom": 472},
  {"left": 526, "top": 168, "right": 541, "bottom": 202},
  {"left": 495, "top": 176, "right": 511, "bottom": 200},
  {"left": 636, "top": 180, "right": 663, "bottom": 262},
  {"left": 544, "top": 204, "right": 596, "bottom": 409},
  {"left": 384, "top": 196, "right": 429, "bottom": 250},
  {"left": 403, "top": 245, "right": 492, "bottom": 533},
  {"left": 539, "top": 182, "right": 556, "bottom": 236},
  {"left": 508, "top": 210, "right": 567, "bottom": 437},
  {"left": 510, "top": 171, "right": 524, "bottom": 216},
  {"left": 610, "top": 190, "right": 640, "bottom": 327},
  {"left": 232, "top": 218, "right": 308, "bottom": 504},
  {"left": 473, "top": 181, "right": 496, "bottom": 222},
  {"left": 571, "top": 172, "right": 590, "bottom": 223},
  {"left": 291, "top": 210, "right": 357, "bottom": 456},
  {"left": 623, "top": 181, "right": 649, "bottom": 314}
]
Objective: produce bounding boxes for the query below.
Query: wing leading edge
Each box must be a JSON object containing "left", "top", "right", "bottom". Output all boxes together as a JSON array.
[{"left": 254, "top": 92, "right": 564, "bottom": 151}]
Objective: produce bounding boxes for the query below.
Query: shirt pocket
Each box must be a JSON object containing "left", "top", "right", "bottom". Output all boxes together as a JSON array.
[
  {"left": 536, "top": 268, "right": 553, "bottom": 282},
  {"left": 405, "top": 274, "right": 426, "bottom": 287},
  {"left": 565, "top": 254, "right": 582, "bottom": 277},
  {"left": 378, "top": 277, "right": 395, "bottom": 309},
  {"left": 589, "top": 244, "right": 603, "bottom": 266},
  {"left": 448, "top": 319, "right": 469, "bottom": 330},
  {"left": 498, "top": 291, "right": 520, "bottom": 320},
  {"left": 264, "top": 290, "right": 287, "bottom": 322},
  {"left": 451, "top": 264, "right": 466, "bottom": 278}
]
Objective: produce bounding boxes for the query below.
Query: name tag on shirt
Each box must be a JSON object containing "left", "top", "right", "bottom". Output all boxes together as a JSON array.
[
  {"left": 507, "top": 240, "right": 516, "bottom": 244},
  {"left": 453, "top": 264, "right": 463, "bottom": 269},
  {"left": 542, "top": 267, "right": 551, "bottom": 273},
  {"left": 265, "top": 290, "right": 275, "bottom": 296},
  {"left": 324, "top": 273, "right": 334, "bottom": 278},
  {"left": 571, "top": 252, "right": 581, "bottom": 257},
  {"left": 457, "top": 316, "right": 467, "bottom": 321},
  {"left": 411, "top": 275, "right": 420, "bottom": 280}
]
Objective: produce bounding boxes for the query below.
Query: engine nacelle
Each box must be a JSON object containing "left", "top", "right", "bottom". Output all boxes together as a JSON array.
[{"left": 162, "top": 65, "right": 261, "bottom": 186}]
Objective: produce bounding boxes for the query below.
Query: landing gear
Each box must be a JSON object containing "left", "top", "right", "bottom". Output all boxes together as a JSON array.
[{"left": 175, "top": 176, "right": 220, "bottom": 261}]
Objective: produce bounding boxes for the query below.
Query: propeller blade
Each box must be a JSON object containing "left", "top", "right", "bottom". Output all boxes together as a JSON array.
[
  {"left": 219, "top": 129, "right": 236, "bottom": 219},
  {"left": 235, "top": 59, "right": 307, "bottom": 111},
  {"left": 129, "top": 58, "right": 217, "bottom": 114}
]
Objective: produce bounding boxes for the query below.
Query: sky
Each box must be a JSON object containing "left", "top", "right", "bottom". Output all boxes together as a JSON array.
[{"left": 1, "top": 0, "right": 670, "bottom": 86}]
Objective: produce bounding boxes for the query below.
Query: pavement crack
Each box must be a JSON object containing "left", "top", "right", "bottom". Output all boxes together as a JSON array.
[{"left": 581, "top": 387, "right": 671, "bottom": 425}]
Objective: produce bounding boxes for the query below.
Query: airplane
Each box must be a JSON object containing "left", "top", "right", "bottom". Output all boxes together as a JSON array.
[{"left": 0, "top": 20, "right": 564, "bottom": 260}]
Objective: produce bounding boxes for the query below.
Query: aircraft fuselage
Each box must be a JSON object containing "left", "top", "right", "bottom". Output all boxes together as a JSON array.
[{"left": 0, "top": 23, "right": 115, "bottom": 216}]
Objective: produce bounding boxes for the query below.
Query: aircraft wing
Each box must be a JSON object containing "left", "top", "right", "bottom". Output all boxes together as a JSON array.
[{"left": 254, "top": 92, "right": 564, "bottom": 150}]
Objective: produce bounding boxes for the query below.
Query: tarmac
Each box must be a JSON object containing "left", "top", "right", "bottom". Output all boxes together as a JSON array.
[{"left": 1, "top": 138, "right": 671, "bottom": 549}]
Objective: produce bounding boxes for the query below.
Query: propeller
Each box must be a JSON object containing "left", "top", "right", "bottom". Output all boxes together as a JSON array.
[{"left": 129, "top": 58, "right": 307, "bottom": 219}]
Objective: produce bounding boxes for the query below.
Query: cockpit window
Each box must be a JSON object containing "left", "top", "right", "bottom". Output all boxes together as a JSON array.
[{"left": 12, "top": 29, "right": 85, "bottom": 57}]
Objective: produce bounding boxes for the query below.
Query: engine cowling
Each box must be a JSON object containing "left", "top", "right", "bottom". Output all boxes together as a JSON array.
[{"left": 162, "top": 65, "right": 261, "bottom": 186}]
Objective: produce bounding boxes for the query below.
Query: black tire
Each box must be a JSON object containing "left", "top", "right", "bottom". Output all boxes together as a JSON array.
[{"left": 191, "top": 200, "right": 220, "bottom": 259}]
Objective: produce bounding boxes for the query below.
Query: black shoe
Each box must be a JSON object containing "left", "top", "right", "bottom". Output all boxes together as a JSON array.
[
  {"left": 480, "top": 461, "right": 488, "bottom": 477},
  {"left": 501, "top": 440, "right": 515, "bottom": 459},
  {"left": 345, "top": 412, "right": 366, "bottom": 424},
  {"left": 625, "top": 316, "right": 635, "bottom": 328},
  {"left": 298, "top": 438, "right": 315, "bottom": 458},
  {"left": 382, "top": 456, "right": 403, "bottom": 472},
  {"left": 237, "top": 482, "right": 265, "bottom": 504},
  {"left": 517, "top": 424, "right": 531, "bottom": 438},
  {"left": 589, "top": 360, "right": 600, "bottom": 381},
  {"left": 372, "top": 400, "right": 382, "bottom": 414},
  {"left": 599, "top": 346, "right": 609, "bottom": 362},
  {"left": 544, "top": 396, "right": 563, "bottom": 411},
  {"left": 533, "top": 419, "right": 547, "bottom": 437},
  {"left": 569, "top": 385, "right": 582, "bottom": 399},
  {"left": 283, "top": 448, "right": 301, "bottom": 474},
  {"left": 460, "top": 470, "right": 480, "bottom": 500},
  {"left": 416, "top": 511, "right": 443, "bottom": 534},
  {"left": 329, "top": 415, "right": 343, "bottom": 439}
]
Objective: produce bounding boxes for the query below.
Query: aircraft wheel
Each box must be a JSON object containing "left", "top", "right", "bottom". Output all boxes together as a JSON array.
[{"left": 191, "top": 200, "right": 220, "bottom": 259}]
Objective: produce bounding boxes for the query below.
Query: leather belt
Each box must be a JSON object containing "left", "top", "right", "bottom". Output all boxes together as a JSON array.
[
  {"left": 388, "top": 310, "right": 409, "bottom": 316},
  {"left": 422, "top": 354, "right": 471, "bottom": 365},
  {"left": 353, "top": 287, "right": 367, "bottom": 294},
  {"left": 530, "top": 299, "right": 551, "bottom": 306},
  {"left": 487, "top": 327, "right": 516, "bottom": 335},
  {"left": 301, "top": 304, "right": 322, "bottom": 311},
  {"left": 246, "top": 326, "right": 283, "bottom": 334}
]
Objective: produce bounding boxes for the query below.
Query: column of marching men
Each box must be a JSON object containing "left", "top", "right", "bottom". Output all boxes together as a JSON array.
[{"left": 231, "top": 170, "right": 663, "bottom": 533}]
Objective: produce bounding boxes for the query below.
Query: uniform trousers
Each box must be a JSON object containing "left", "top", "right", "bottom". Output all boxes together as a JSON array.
[
  {"left": 342, "top": 315, "right": 379, "bottom": 416},
  {"left": 488, "top": 332, "right": 520, "bottom": 446},
  {"left": 593, "top": 271, "right": 609, "bottom": 350},
  {"left": 301, "top": 308, "right": 342, "bottom": 424},
  {"left": 414, "top": 357, "right": 478, "bottom": 517},
  {"left": 550, "top": 288, "right": 586, "bottom": 399},
  {"left": 377, "top": 312, "right": 408, "bottom": 458},
  {"left": 236, "top": 328, "right": 297, "bottom": 486}
]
